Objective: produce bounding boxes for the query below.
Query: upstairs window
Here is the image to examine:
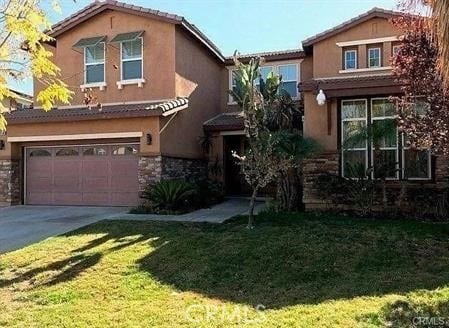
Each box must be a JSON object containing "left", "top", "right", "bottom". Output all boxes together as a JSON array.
[
  {"left": 278, "top": 64, "right": 298, "bottom": 97},
  {"left": 255, "top": 66, "right": 273, "bottom": 87},
  {"left": 368, "top": 47, "right": 381, "bottom": 68},
  {"left": 84, "top": 43, "right": 105, "bottom": 84},
  {"left": 344, "top": 49, "right": 357, "bottom": 70},
  {"left": 121, "top": 38, "right": 143, "bottom": 80}
]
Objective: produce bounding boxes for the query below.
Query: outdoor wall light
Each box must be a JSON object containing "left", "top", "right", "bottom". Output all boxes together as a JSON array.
[
  {"left": 316, "top": 89, "right": 326, "bottom": 106},
  {"left": 146, "top": 133, "right": 152, "bottom": 145},
  {"left": 0, "top": 140, "right": 5, "bottom": 150}
]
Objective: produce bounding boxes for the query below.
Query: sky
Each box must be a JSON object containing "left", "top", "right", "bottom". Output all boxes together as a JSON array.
[{"left": 11, "top": 0, "right": 398, "bottom": 95}]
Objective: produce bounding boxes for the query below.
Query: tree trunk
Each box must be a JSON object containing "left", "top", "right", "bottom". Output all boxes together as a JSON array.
[{"left": 248, "top": 187, "right": 258, "bottom": 229}]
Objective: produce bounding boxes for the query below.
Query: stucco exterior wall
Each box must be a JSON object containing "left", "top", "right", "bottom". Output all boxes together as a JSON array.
[
  {"left": 5, "top": 117, "right": 161, "bottom": 156},
  {"left": 312, "top": 17, "right": 400, "bottom": 78},
  {"left": 159, "top": 27, "right": 223, "bottom": 158},
  {"left": 303, "top": 92, "right": 338, "bottom": 151},
  {"left": 34, "top": 9, "right": 177, "bottom": 106}
]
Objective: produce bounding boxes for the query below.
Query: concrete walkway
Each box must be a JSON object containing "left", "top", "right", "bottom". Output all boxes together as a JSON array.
[
  {"left": 111, "top": 198, "right": 265, "bottom": 223},
  {"left": 0, "top": 199, "right": 264, "bottom": 253}
]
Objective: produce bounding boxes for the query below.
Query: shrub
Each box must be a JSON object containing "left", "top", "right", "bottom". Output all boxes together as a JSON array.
[
  {"left": 192, "top": 179, "right": 225, "bottom": 208},
  {"left": 141, "top": 180, "right": 196, "bottom": 213}
]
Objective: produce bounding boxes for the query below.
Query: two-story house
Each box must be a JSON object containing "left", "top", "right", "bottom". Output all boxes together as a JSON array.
[
  {"left": 0, "top": 0, "right": 225, "bottom": 206},
  {"left": 300, "top": 8, "right": 447, "bottom": 210},
  {"left": 0, "top": 3, "right": 442, "bottom": 209}
]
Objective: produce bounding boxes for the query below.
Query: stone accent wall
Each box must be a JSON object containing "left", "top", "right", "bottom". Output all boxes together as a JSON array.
[
  {"left": 303, "top": 152, "right": 339, "bottom": 210},
  {"left": 303, "top": 152, "right": 449, "bottom": 214},
  {"left": 137, "top": 155, "right": 207, "bottom": 192},
  {"left": 161, "top": 156, "right": 207, "bottom": 182},
  {"left": 0, "top": 159, "right": 20, "bottom": 206},
  {"left": 138, "top": 156, "right": 163, "bottom": 192}
]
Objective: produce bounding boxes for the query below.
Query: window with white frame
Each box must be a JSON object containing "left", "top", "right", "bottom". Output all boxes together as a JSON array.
[
  {"left": 85, "top": 43, "right": 105, "bottom": 84},
  {"left": 278, "top": 64, "right": 298, "bottom": 97},
  {"left": 368, "top": 47, "right": 381, "bottom": 68},
  {"left": 341, "top": 99, "right": 368, "bottom": 178},
  {"left": 341, "top": 97, "right": 432, "bottom": 180},
  {"left": 121, "top": 38, "right": 143, "bottom": 80},
  {"left": 344, "top": 49, "right": 357, "bottom": 70},
  {"left": 371, "top": 98, "right": 398, "bottom": 179}
]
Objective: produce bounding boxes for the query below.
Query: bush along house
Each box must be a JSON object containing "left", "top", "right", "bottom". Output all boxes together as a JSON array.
[{"left": 299, "top": 8, "right": 448, "bottom": 215}]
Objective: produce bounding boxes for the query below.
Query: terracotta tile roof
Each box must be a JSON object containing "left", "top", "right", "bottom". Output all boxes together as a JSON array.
[
  {"left": 225, "top": 49, "right": 304, "bottom": 65},
  {"left": 6, "top": 98, "right": 188, "bottom": 124},
  {"left": 300, "top": 73, "right": 402, "bottom": 97},
  {"left": 203, "top": 112, "right": 244, "bottom": 132},
  {"left": 302, "top": 7, "right": 403, "bottom": 49},
  {"left": 48, "top": 0, "right": 224, "bottom": 62}
]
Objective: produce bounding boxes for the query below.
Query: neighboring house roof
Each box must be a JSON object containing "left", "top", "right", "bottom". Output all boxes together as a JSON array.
[
  {"left": 203, "top": 112, "right": 244, "bottom": 132},
  {"left": 48, "top": 0, "right": 225, "bottom": 62},
  {"left": 225, "top": 49, "right": 305, "bottom": 65},
  {"left": 6, "top": 98, "right": 188, "bottom": 124},
  {"left": 302, "top": 7, "right": 402, "bottom": 50},
  {"left": 8, "top": 89, "right": 32, "bottom": 103},
  {"left": 300, "top": 74, "right": 401, "bottom": 97}
]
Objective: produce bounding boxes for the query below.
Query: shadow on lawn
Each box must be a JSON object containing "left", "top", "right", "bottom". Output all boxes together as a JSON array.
[
  {"left": 0, "top": 253, "right": 101, "bottom": 288},
  {"left": 62, "top": 216, "right": 449, "bottom": 309}
]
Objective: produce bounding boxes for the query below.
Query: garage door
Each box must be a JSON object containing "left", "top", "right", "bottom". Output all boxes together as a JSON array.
[{"left": 26, "top": 144, "right": 140, "bottom": 206}]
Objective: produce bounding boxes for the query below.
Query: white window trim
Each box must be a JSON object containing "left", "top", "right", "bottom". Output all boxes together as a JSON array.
[
  {"left": 402, "top": 134, "right": 432, "bottom": 181},
  {"left": 82, "top": 42, "right": 106, "bottom": 90},
  {"left": 339, "top": 66, "right": 392, "bottom": 74},
  {"left": 370, "top": 98, "right": 399, "bottom": 180},
  {"left": 341, "top": 99, "right": 368, "bottom": 178},
  {"left": 336, "top": 36, "right": 400, "bottom": 47},
  {"left": 228, "top": 62, "right": 300, "bottom": 104},
  {"left": 368, "top": 47, "right": 382, "bottom": 68},
  {"left": 344, "top": 49, "right": 357, "bottom": 70},
  {"left": 117, "top": 37, "right": 145, "bottom": 89},
  {"left": 278, "top": 63, "right": 299, "bottom": 98}
]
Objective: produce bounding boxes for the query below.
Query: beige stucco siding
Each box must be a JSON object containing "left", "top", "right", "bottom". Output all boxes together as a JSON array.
[
  {"left": 303, "top": 92, "right": 338, "bottom": 151},
  {"left": 2, "top": 117, "right": 160, "bottom": 159},
  {"left": 159, "top": 27, "right": 223, "bottom": 158},
  {"left": 313, "top": 18, "right": 400, "bottom": 78},
  {"left": 34, "top": 9, "right": 177, "bottom": 106}
]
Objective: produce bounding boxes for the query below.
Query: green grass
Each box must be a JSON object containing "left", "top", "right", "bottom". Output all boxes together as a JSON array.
[{"left": 1, "top": 213, "right": 449, "bottom": 327}]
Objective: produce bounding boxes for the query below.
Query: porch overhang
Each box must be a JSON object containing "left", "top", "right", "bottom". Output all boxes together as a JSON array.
[
  {"left": 203, "top": 112, "right": 244, "bottom": 132},
  {"left": 300, "top": 74, "right": 402, "bottom": 98}
]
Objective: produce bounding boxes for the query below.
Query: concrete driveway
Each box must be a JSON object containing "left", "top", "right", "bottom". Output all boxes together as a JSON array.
[{"left": 0, "top": 206, "right": 128, "bottom": 254}]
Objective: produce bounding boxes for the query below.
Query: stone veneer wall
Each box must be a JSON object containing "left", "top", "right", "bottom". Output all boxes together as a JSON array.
[
  {"left": 303, "top": 152, "right": 339, "bottom": 210},
  {"left": 138, "top": 155, "right": 207, "bottom": 192},
  {"left": 0, "top": 160, "right": 20, "bottom": 206},
  {"left": 303, "top": 152, "right": 449, "bottom": 212}
]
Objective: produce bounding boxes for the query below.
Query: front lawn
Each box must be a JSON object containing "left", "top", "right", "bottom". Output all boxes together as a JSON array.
[{"left": 1, "top": 213, "right": 449, "bottom": 327}]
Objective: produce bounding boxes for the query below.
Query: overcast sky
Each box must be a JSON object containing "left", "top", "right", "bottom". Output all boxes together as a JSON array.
[{"left": 11, "top": 0, "right": 397, "bottom": 95}]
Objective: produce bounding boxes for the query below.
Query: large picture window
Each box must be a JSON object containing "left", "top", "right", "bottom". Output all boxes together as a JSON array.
[
  {"left": 341, "top": 98, "right": 431, "bottom": 180},
  {"left": 84, "top": 43, "right": 105, "bottom": 84}
]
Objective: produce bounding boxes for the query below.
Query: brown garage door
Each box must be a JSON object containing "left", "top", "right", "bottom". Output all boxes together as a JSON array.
[{"left": 26, "top": 144, "right": 140, "bottom": 206}]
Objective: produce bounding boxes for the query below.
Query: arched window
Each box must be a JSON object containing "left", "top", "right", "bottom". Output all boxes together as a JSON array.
[
  {"left": 29, "top": 149, "right": 51, "bottom": 157},
  {"left": 56, "top": 148, "right": 79, "bottom": 156},
  {"left": 83, "top": 146, "right": 107, "bottom": 156},
  {"left": 112, "top": 145, "right": 138, "bottom": 155}
]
